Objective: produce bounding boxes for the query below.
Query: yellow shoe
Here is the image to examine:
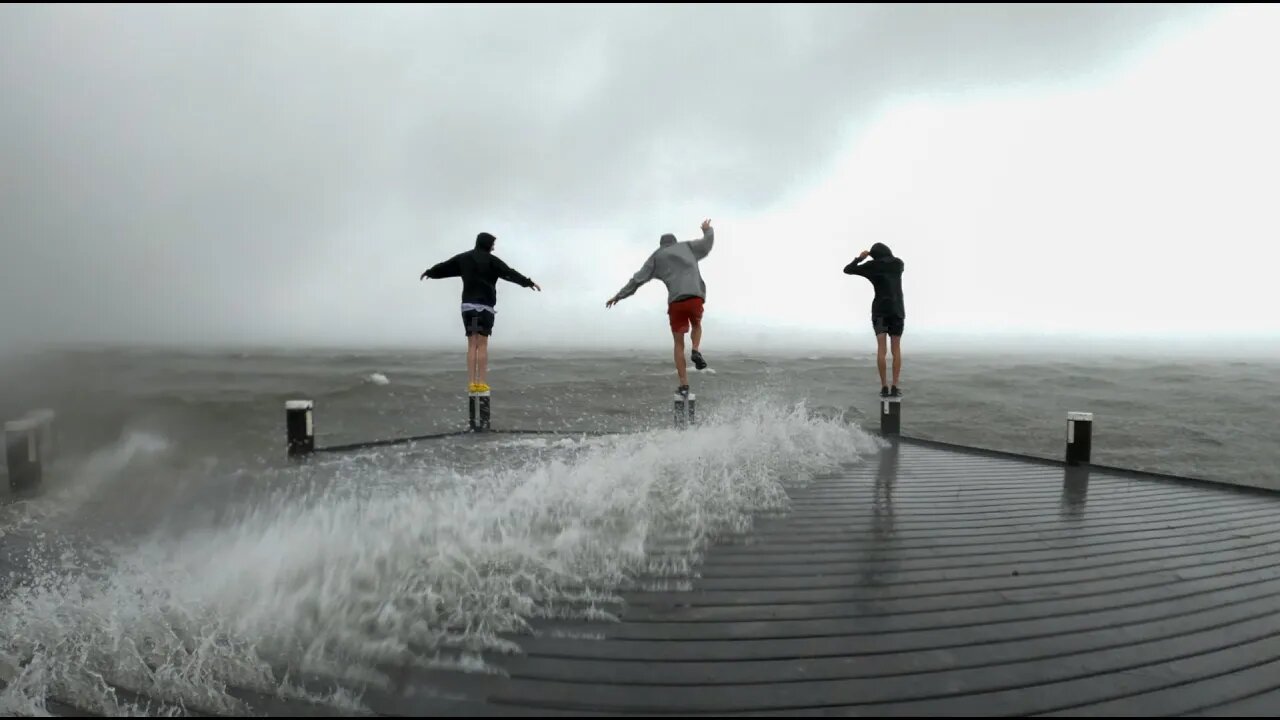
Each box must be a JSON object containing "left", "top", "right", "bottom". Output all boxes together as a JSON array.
[
  {"left": 475, "top": 383, "right": 491, "bottom": 393},
  {"left": 468, "top": 383, "right": 481, "bottom": 393}
]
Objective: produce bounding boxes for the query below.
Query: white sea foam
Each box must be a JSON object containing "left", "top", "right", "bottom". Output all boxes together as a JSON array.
[
  {"left": 0, "top": 399, "right": 879, "bottom": 715},
  {"left": 0, "top": 431, "right": 171, "bottom": 532}
]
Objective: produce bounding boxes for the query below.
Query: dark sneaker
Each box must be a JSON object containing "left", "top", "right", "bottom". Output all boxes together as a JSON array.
[
  {"left": 880, "top": 386, "right": 890, "bottom": 398},
  {"left": 677, "top": 385, "right": 690, "bottom": 398},
  {"left": 890, "top": 386, "right": 903, "bottom": 397},
  {"left": 691, "top": 349, "right": 707, "bottom": 370}
]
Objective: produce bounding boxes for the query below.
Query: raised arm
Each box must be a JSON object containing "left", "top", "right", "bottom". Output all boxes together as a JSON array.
[
  {"left": 687, "top": 218, "right": 715, "bottom": 260},
  {"left": 843, "top": 250, "right": 872, "bottom": 276}
]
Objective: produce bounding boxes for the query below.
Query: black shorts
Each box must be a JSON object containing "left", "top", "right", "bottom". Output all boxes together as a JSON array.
[
  {"left": 872, "top": 315, "right": 904, "bottom": 337},
  {"left": 462, "top": 309, "right": 494, "bottom": 337}
]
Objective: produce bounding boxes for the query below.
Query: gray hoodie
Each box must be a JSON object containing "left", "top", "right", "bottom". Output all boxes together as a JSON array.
[{"left": 614, "top": 227, "right": 715, "bottom": 305}]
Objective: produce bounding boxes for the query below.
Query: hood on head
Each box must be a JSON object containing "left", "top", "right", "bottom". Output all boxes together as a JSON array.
[
  {"left": 475, "top": 232, "right": 496, "bottom": 252},
  {"left": 659, "top": 233, "right": 677, "bottom": 247},
  {"left": 869, "top": 242, "right": 893, "bottom": 259}
]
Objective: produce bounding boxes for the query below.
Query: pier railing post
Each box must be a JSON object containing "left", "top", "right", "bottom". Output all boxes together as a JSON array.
[
  {"left": 1066, "top": 411, "right": 1093, "bottom": 466},
  {"left": 29, "top": 409, "right": 55, "bottom": 462},
  {"left": 286, "top": 400, "right": 315, "bottom": 458},
  {"left": 5, "top": 415, "right": 43, "bottom": 493},
  {"left": 880, "top": 397, "right": 901, "bottom": 437},
  {"left": 674, "top": 392, "right": 696, "bottom": 429},
  {"left": 469, "top": 390, "right": 491, "bottom": 432}
]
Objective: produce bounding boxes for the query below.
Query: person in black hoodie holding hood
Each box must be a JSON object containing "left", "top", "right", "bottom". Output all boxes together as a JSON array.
[
  {"left": 844, "top": 242, "right": 905, "bottom": 398},
  {"left": 420, "top": 232, "right": 541, "bottom": 394}
]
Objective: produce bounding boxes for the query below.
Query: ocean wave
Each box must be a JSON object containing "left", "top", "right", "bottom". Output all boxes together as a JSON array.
[{"left": 0, "top": 398, "right": 880, "bottom": 715}]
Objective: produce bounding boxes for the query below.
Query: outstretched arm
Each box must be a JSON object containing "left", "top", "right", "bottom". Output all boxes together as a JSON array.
[
  {"left": 606, "top": 253, "right": 656, "bottom": 307},
  {"left": 688, "top": 218, "right": 715, "bottom": 260},
  {"left": 494, "top": 256, "right": 542, "bottom": 291},
  {"left": 420, "top": 255, "right": 461, "bottom": 280}
]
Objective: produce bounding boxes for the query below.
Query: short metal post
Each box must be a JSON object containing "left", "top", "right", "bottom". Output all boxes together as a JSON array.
[
  {"left": 470, "top": 391, "right": 491, "bottom": 432},
  {"left": 674, "top": 392, "right": 695, "bottom": 429},
  {"left": 5, "top": 416, "right": 42, "bottom": 493},
  {"left": 880, "top": 397, "right": 901, "bottom": 436},
  {"left": 286, "top": 400, "right": 315, "bottom": 458},
  {"left": 1066, "top": 411, "right": 1093, "bottom": 466},
  {"left": 28, "top": 408, "right": 55, "bottom": 463}
]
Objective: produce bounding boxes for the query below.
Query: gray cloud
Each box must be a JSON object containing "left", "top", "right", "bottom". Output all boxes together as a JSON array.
[{"left": 0, "top": 3, "right": 1210, "bottom": 348}]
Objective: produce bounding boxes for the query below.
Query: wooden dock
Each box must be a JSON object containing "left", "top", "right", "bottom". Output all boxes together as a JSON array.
[
  {"left": 25, "top": 437, "right": 1280, "bottom": 716},
  {"left": 216, "top": 437, "right": 1280, "bottom": 717}
]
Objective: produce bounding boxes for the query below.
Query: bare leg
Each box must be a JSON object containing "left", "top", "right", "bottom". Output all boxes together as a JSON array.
[
  {"left": 467, "top": 335, "right": 478, "bottom": 387},
  {"left": 691, "top": 319, "right": 702, "bottom": 352},
  {"left": 476, "top": 335, "right": 489, "bottom": 387},
  {"left": 673, "top": 332, "right": 688, "bottom": 387},
  {"left": 891, "top": 335, "right": 902, "bottom": 387},
  {"left": 876, "top": 333, "right": 888, "bottom": 388}
]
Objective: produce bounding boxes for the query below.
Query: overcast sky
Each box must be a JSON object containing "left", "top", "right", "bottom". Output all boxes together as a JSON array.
[{"left": 2, "top": 3, "right": 1275, "bottom": 354}]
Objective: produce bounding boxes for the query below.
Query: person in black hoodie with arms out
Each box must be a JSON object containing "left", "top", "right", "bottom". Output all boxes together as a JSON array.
[
  {"left": 420, "top": 232, "right": 540, "bottom": 394},
  {"left": 844, "top": 242, "right": 905, "bottom": 398}
]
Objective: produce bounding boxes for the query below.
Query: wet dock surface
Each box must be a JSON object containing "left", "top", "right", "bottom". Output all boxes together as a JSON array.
[{"left": 33, "top": 440, "right": 1280, "bottom": 716}]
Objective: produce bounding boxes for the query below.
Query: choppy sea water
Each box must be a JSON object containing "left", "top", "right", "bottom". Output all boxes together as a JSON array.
[{"left": 0, "top": 346, "right": 1275, "bottom": 714}]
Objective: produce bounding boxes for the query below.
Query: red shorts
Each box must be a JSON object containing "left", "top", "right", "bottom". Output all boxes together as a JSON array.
[{"left": 667, "top": 296, "right": 704, "bottom": 333}]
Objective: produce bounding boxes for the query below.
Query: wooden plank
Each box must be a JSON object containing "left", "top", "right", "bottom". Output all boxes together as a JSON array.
[
  {"left": 669, "top": 537, "right": 1280, "bottom": 593},
  {"left": 696, "top": 513, "right": 1280, "bottom": 568},
  {"left": 1042, "top": 656, "right": 1280, "bottom": 716},
  {"left": 773, "top": 486, "right": 1257, "bottom": 515},
  {"left": 716, "top": 497, "right": 1269, "bottom": 542},
  {"left": 854, "top": 629, "right": 1280, "bottom": 716},
  {"left": 618, "top": 546, "right": 1280, "bottom": 608},
  {"left": 777, "top": 488, "right": 1227, "bottom": 517},
  {"left": 521, "top": 562, "right": 1280, "bottom": 642},
  {"left": 691, "top": 521, "right": 1280, "bottom": 579},
  {"left": 701, "top": 517, "right": 1280, "bottom": 559},
  {"left": 511, "top": 580, "right": 1280, "bottom": 667},
  {"left": 707, "top": 504, "right": 1280, "bottom": 553},
  {"left": 1186, "top": 686, "right": 1280, "bottom": 716},
  {"left": 480, "top": 613, "right": 1280, "bottom": 713}
]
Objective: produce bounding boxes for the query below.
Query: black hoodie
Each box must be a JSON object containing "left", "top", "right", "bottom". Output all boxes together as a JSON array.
[
  {"left": 422, "top": 233, "right": 536, "bottom": 307},
  {"left": 844, "top": 242, "right": 906, "bottom": 318}
]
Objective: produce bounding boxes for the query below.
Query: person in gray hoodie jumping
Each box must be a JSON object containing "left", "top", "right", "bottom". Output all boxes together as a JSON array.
[{"left": 607, "top": 218, "right": 715, "bottom": 397}]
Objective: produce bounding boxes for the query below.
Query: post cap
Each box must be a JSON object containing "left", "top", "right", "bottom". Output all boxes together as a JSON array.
[
  {"left": 5, "top": 417, "right": 41, "bottom": 432},
  {"left": 1067, "top": 411, "right": 1094, "bottom": 422},
  {"left": 285, "top": 400, "right": 314, "bottom": 410}
]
